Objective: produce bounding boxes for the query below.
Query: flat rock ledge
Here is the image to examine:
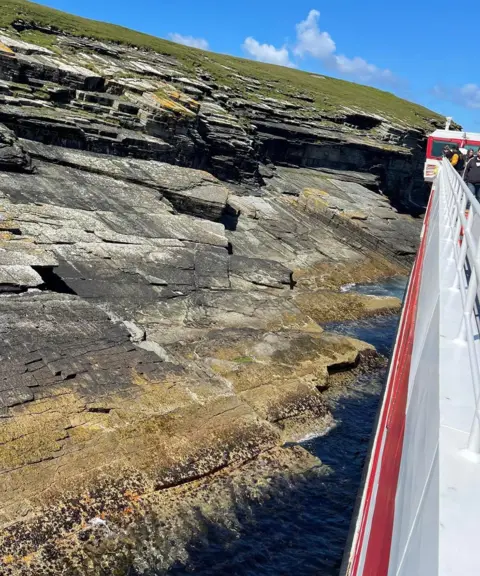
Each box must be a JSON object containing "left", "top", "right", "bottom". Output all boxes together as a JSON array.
[{"left": 0, "top": 303, "right": 377, "bottom": 574}]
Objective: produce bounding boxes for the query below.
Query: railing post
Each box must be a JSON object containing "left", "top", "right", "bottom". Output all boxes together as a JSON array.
[
  {"left": 456, "top": 269, "right": 478, "bottom": 342},
  {"left": 467, "top": 413, "right": 480, "bottom": 452},
  {"left": 439, "top": 160, "right": 480, "bottom": 461},
  {"left": 463, "top": 401, "right": 480, "bottom": 461},
  {"left": 451, "top": 201, "right": 473, "bottom": 291}
]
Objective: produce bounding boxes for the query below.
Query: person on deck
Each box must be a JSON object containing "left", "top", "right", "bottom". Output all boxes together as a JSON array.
[
  {"left": 464, "top": 148, "right": 480, "bottom": 200},
  {"left": 466, "top": 149, "right": 475, "bottom": 163},
  {"left": 450, "top": 145, "right": 465, "bottom": 174}
]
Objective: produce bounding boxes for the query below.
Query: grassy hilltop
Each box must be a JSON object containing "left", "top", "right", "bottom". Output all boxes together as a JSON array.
[{"left": 0, "top": 0, "right": 443, "bottom": 130}]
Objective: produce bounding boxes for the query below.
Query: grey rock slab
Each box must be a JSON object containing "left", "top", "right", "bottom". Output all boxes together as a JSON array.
[
  {"left": 165, "top": 184, "right": 229, "bottom": 220},
  {"left": 134, "top": 264, "right": 195, "bottom": 287},
  {"left": 123, "top": 320, "right": 146, "bottom": 343},
  {"left": 96, "top": 211, "right": 227, "bottom": 247},
  {"left": 258, "top": 164, "right": 275, "bottom": 179},
  {"left": 259, "top": 96, "right": 301, "bottom": 110},
  {"left": 182, "top": 289, "right": 297, "bottom": 331},
  {"left": 366, "top": 217, "right": 392, "bottom": 232},
  {"left": 228, "top": 196, "right": 279, "bottom": 220},
  {"left": 17, "top": 53, "right": 104, "bottom": 88},
  {"left": 195, "top": 246, "right": 230, "bottom": 289},
  {"left": 21, "top": 142, "right": 230, "bottom": 219},
  {"left": 0, "top": 244, "right": 58, "bottom": 267},
  {"left": 0, "top": 387, "right": 34, "bottom": 408},
  {"left": 0, "top": 265, "right": 43, "bottom": 288},
  {"left": 2, "top": 95, "right": 53, "bottom": 108},
  {"left": 176, "top": 77, "right": 212, "bottom": 94},
  {"left": 19, "top": 222, "right": 96, "bottom": 244},
  {"left": 182, "top": 184, "right": 229, "bottom": 206},
  {"left": 371, "top": 207, "right": 398, "bottom": 220},
  {"left": 0, "top": 290, "right": 174, "bottom": 412},
  {"left": 2, "top": 200, "right": 101, "bottom": 231},
  {"left": 137, "top": 339, "right": 170, "bottom": 362},
  {"left": 0, "top": 162, "right": 170, "bottom": 216},
  {"left": 92, "top": 229, "right": 150, "bottom": 245},
  {"left": 0, "top": 34, "right": 55, "bottom": 56},
  {"left": 229, "top": 255, "right": 292, "bottom": 289},
  {"left": 146, "top": 247, "right": 195, "bottom": 269}
]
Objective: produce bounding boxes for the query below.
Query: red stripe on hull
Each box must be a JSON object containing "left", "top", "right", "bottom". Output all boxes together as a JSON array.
[{"left": 349, "top": 189, "right": 435, "bottom": 575}]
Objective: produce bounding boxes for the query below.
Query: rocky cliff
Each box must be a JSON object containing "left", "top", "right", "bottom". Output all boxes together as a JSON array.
[
  {"left": 0, "top": 2, "right": 442, "bottom": 574},
  {"left": 0, "top": 0, "right": 446, "bottom": 209}
]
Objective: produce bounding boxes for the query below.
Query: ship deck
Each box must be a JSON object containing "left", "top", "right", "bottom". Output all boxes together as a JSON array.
[{"left": 438, "top": 225, "right": 480, "bottom": 576}]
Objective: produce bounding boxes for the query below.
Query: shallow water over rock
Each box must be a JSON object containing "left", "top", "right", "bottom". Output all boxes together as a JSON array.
[
  {"left": 160, "top": 278, "right": 407, "bottom": 576},
  {"left": 342, "top": 276, "right": 408, "bottom": 301}
]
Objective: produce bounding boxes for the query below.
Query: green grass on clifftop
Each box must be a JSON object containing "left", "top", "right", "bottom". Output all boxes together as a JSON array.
[{"left": 1, "top": 0, "right": 444, "bottom": 130}]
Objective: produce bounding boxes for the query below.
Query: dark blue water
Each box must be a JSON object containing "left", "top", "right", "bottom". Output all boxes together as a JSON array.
[{"left": 165, "top": 278, "right": 407, "bottom": 576}]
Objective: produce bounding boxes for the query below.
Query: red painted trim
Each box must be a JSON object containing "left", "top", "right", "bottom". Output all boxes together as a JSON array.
[{"left": 348, "top": 189, "right": 435, "bottom": 576}]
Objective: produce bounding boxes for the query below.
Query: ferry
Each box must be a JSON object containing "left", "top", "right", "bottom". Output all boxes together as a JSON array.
[
  {"left": 342, "top": 121, "right": 480, "bottom": 575},
  {"left": 424, "top": 120, "right": 480, "bottom": 182}
]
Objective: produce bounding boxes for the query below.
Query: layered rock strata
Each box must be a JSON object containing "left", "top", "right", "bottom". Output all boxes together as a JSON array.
[
  {"left": 0, "top": 124, "right": 405, "bottom": 573},
  {"left": 0, "top": 19, "right": 429, "bottom": 574},
  {"left": 0, "top": 27, "right": 442, "bottom": 208}
]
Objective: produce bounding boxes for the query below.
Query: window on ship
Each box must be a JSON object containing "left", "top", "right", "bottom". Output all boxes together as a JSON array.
[{"left": 430, "top": 140, "right": 459, "bottom": 158}]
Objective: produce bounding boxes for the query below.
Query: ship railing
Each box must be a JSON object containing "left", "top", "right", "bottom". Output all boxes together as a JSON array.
[{"left": 438, "top": 157, "right": 480, "bottom": 459}]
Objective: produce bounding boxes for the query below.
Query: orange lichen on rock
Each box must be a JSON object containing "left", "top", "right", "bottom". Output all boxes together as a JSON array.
[
  {"left": 124, "top": 489, "right": 142, "bottom": 503},
  {"left": 152, "top": 92, "right": 195, "bottom": 116},
  {"left": 0, "top": 41, "right": 14, "bottom": 55},
  {"left": 164, "top": 87, "right": 200, "bottom": 112}
]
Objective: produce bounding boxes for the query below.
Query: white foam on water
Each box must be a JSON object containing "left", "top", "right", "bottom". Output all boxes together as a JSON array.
[
  {"left": 340, "top": 283, "right": 356, "bottom": 293},
  {"left": 297, "top": 421, "right": 338, "bottom": 444}
]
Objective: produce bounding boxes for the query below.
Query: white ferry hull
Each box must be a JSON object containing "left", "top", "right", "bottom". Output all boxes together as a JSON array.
[{"left": 343, "top": 159, "right": 480, "bottom": 576}]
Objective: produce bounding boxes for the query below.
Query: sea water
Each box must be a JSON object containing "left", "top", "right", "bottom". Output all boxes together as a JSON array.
[{"left": 163, "top": 277, "right": 408, "bottom": 576}]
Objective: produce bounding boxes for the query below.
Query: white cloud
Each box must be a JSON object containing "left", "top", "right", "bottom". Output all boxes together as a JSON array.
[
  {"left": 294, "top": 9, "right": 336, "bottom": 59},
  {"left": 433, "top": 83, "right": 480, "bottom": 109},
  {"left": 241, "top": 9, "right": 395, "bottom": 83},
  {"left": 242, "top": 37, "right": 295, "bottom": 67},
  {"left": 332, "top": 54, "right": 395, "bottom": 83},
  {"left": 293, "top": 10, "right": 394, "bottom": 83},
  {"left": 169, "top": 33, "right": 209, "bottom": 50}
]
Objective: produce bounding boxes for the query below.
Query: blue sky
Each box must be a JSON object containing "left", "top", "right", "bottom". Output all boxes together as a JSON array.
[{"left": 33, "top": 0, "right": 480, "bottom": 128}]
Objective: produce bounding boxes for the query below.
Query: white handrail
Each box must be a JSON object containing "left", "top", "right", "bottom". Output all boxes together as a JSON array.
[{"left": 437, "top": 158, "right": 480, "bottom": 457}]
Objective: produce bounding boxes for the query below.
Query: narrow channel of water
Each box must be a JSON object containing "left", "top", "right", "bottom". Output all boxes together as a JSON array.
[{"left": 164, "top": 277, "right": 407, "bottom": 576}]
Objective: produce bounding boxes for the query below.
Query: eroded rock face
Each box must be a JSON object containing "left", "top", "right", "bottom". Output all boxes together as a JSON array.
[
  {"left": 19, "top": 139, "right": 231, "bottom": 220},
  {"left": 0, "top": 119, "right": 407, "bottom": 571},
  {"left": 0, "top": 28, "right": 437, "bottom": 208},
  {"left": 0, "top": 25, "right": 421, "bottom": 573},
  {"left": 0, "top": 123, "right": 33, "bottom": 172}
]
